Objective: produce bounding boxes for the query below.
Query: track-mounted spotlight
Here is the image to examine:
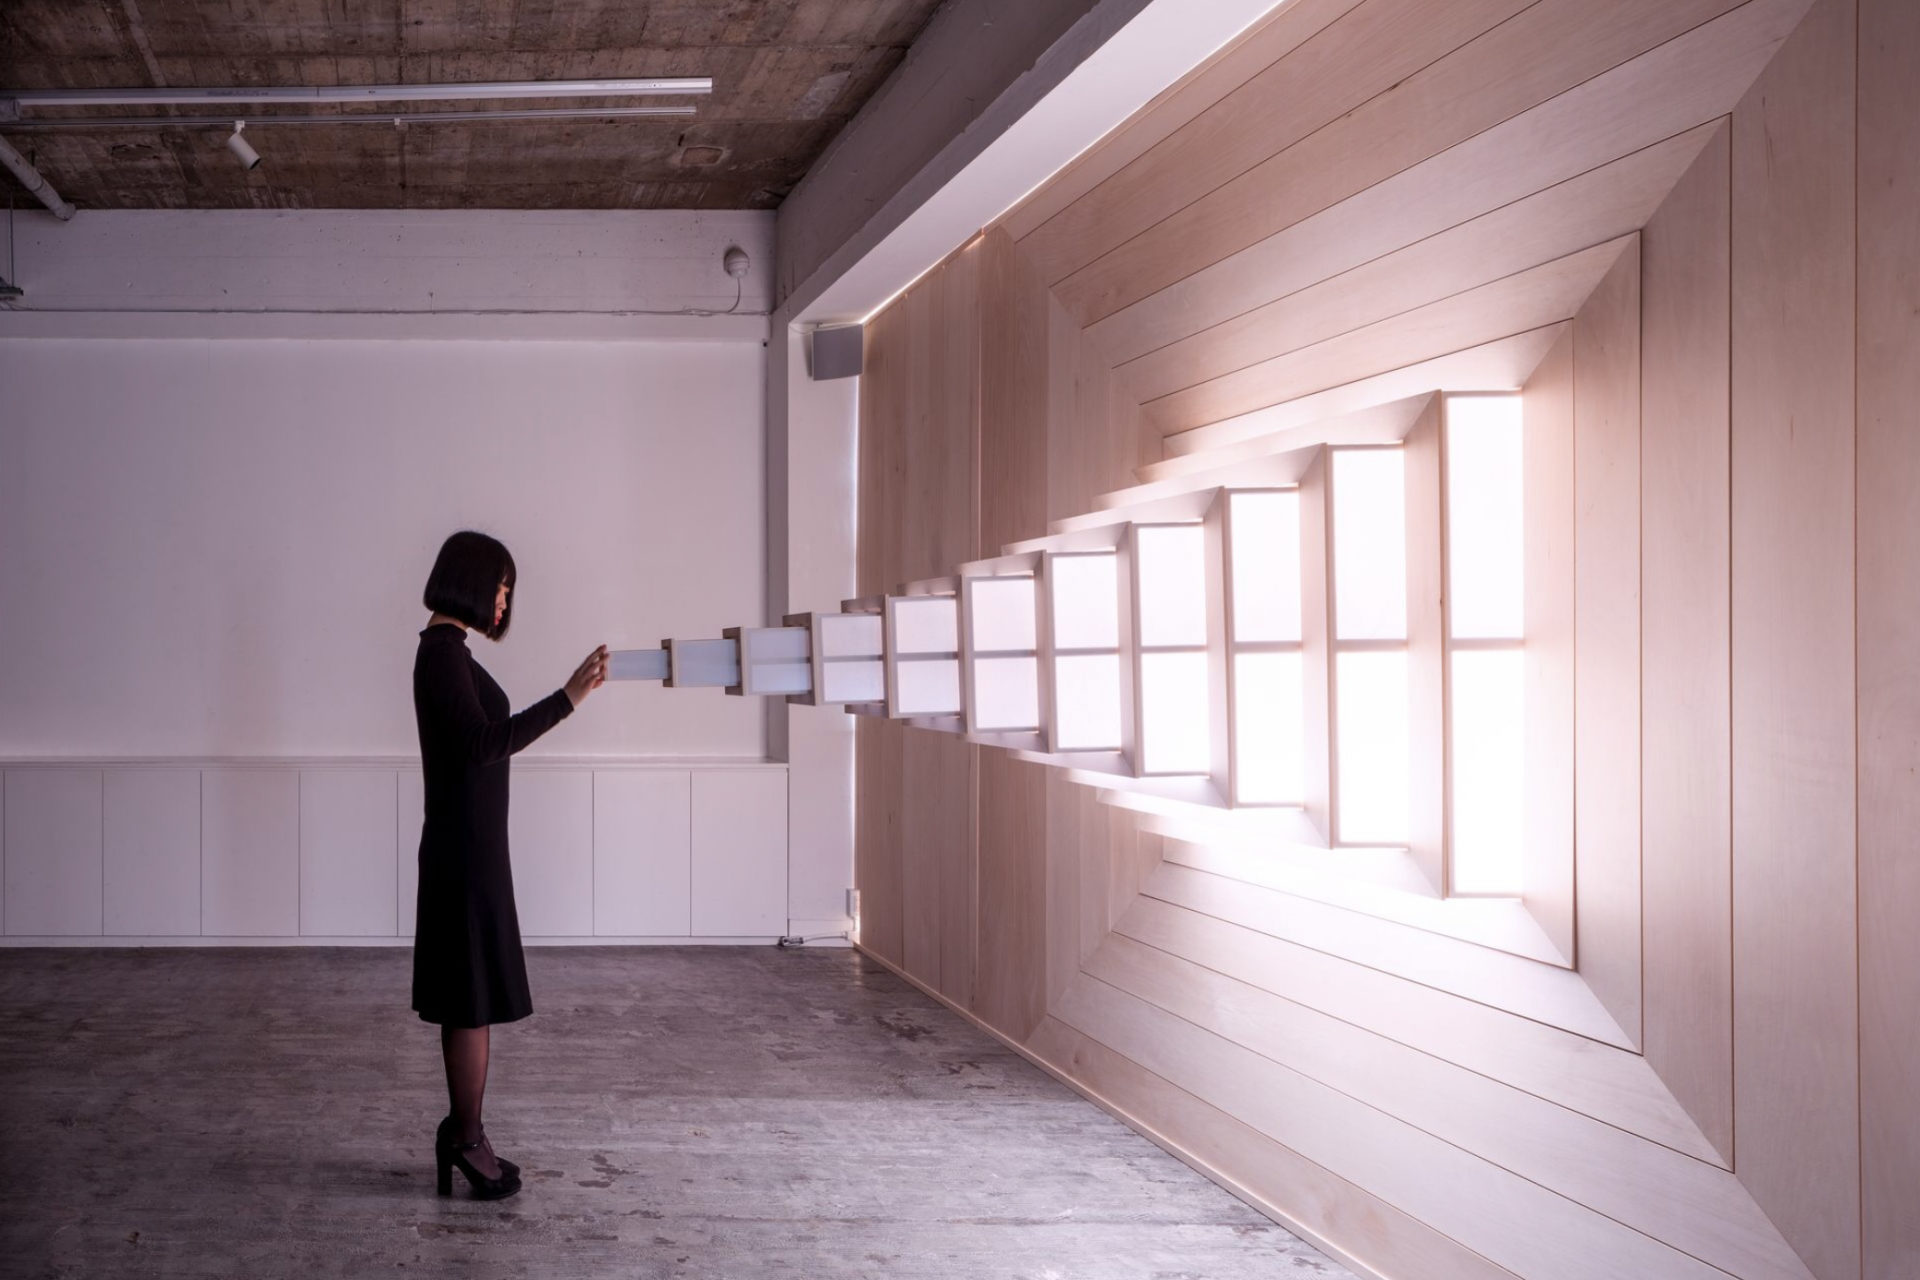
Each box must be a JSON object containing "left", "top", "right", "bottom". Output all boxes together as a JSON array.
[{"left": 226, "top": 121, "right": 261, "bottom": 170}]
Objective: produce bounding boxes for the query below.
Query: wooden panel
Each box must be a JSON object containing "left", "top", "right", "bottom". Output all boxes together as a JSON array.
[
  {"left": 506, "top": 769, "right": 594, "bottom": 938},
  {"left": 1119, "top": 894, "right": 1720, "bottom": 1161},
  {"left": 1857, "top": 0, "right": 1920, "bottom": 1273},
  {"left": 1162, "top": 327, "right": 1567, "bottom": 459},
  {"left": 970, "top": 227, "right": 1052, "bottom": 1039},
  {"left": 1055, "top": 973, "right": 1731, "bottom": 1280},
  {"left": 1110, "top": 824, "right": 1160, "bottom": 930},
  {"left": 1403, "top": 401, "right": 1445, "bottom": 893},
  {"left": 854, "top": 296, "right": 906, "bottom": 967},
  {"left": 1044, "top": 766, "right": 1082, "bottom": 1007},
  {"left": 1114, "top": 129, "right": 1717, "bottom": 398},
  {"left": 1095, "top": 121, "right": 1721, "bottom": 371},
  {"left": 902, "top": 729, "right": 974, "bottom": 987},
  {"left": 974, "top": 748, "right": 1048, "bottom": 1040},
  {"left": 691, "top": 771, "right": 787, "bottom": 937},
  {"left": 200, "top": 768, "right": 298, "bottom": 937},
  {"left": 998, "top": 0, "right": 1370, "bottom": 241},
  {"left": 1728, "top": 3, "right": 1860, "bottom": 1276},
  {"left": 1149, "top": 858, "right": 1631, "bottom": 1046},
  {"left": 906, "top": 250, "right": 980, "bottom": 581},
  {"left": 1520, "top": 329, "right": 1576, "bottom": 961},
  {"left": 853, "top": 719, "right": 904, "bottom": 963},
  {"left": 1025, "top": 1016, "right": 1514, "bottom": 1280},
  {"left": 397, "top": 769, "right": 421, "bottom": 939},
  {"left": 1056, "top": 0, "right": 1784, "bottom": 322},
  {"left": 1144, "top": 239, "right": 1631, "bottom": 433},
  {"left": 1086, "top": 932, "right": 1810, "bottom": 1279},
  {"left": 1639, "top": 122, "right": 1734, "bottom": 1164},
  {"left": 103, "top": 768, "right": 200, "bottom": 937},
  {"left": 3, "top": 769, "right": 102, "bottom": 936},
  {"left": 298, "top": 769, "right": 398, "bottom": 937},
  {"left": 592, "top": 770, "right": 691, "bottom": 937},
  {"left": 1019, "top": 0, "right": 1535, "bottom": 286},
  {"left": 935, "top": 251, "right": 983, "bottom": 1009},
  {"left": 1077, "top": 782, "right": 1113, "bottom": 962},
  {"left": 1570, "top": 237, "right": 1643, "bottom": 1045}
]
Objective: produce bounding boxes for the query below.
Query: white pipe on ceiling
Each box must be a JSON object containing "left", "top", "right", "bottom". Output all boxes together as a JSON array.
[
  {"left": 0, "top": 134, "right": 75, "bottom": 220},
  {"left": 2, "top": 78, "right": 712, "bottom": 109}
]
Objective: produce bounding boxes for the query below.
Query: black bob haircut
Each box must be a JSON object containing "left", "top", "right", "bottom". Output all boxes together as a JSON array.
[{"left": 422, "top": 531, "right": 517, "bottom": 640}]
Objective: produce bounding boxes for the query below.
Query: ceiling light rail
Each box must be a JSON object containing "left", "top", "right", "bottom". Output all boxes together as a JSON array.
[
  {"left": 2, "top": 106, "right": 698, "bottom": 131},
  {"left": 1, "top": 78, "right": 711, "bottom": 112}
]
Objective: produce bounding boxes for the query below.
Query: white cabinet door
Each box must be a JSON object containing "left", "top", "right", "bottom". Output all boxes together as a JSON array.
[
  {"left": 397, "top": 770, "right": 422, "bottom": 938},
  {"left": 4, "top": 769, "right": 103, "bottom": 936},
  {"left": 507, "top": 770, "right": 593, "bottom": 937},
  {"left": 593, "top": 771, "right": 691, "bottom": 936},
  {"left": 691, "top": 770, "right": 787, "bottom": 937},
  {"left": 104, "top": 768, "right": 200, "bottom": 936},
  {"left": 300, "top": 770, "right": 398, "bottom": 936},
  {"left": 201, "top": 769, "right": 299, "bottom": 936}
]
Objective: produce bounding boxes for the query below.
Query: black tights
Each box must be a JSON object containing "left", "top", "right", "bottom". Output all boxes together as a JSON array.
[{"left": 440, "top": 1025, "right": 501, "bottom": 1175}]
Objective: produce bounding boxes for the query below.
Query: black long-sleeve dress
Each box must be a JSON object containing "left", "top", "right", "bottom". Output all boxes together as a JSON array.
[{"left": 410, "top": 620, "right": 574, "bottom": 1028}]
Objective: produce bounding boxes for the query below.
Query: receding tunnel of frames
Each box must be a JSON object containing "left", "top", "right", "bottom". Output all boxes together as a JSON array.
[{"left": 696, "top": 391, "right": 1533, "bottom": 902}]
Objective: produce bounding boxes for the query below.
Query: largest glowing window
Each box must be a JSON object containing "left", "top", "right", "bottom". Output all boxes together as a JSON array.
[
  {"left": 1331, "top": 449, "right": 1409, "bottom": 844},
  {"left": 1445, "top": 394, "right": 1525, "bottom": 894}
]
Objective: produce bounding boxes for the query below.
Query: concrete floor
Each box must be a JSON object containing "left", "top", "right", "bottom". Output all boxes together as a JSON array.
[{"left": 0, "top": 945, "right": 1354, "bottom": 1279}]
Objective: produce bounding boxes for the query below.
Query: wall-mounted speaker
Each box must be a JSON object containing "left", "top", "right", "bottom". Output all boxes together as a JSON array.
[{"left": 809, "top": 324, "right": 864, "bottom": 381}]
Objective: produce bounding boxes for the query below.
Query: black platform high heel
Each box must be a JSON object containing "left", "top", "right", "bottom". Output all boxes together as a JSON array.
[
  {"left": 435, "top": 1122, "right": 521, "bottom": 1200},
  {"left": 436, "top": 1114, "right": 519, "bottom": 1181}
]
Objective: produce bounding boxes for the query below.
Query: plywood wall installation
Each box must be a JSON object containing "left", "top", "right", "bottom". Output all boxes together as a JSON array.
[{"left": 853, "top": 0, "right": 1911, "bottom": 1276}]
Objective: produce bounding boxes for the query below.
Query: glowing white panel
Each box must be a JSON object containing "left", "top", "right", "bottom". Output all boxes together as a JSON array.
[
  {"left": 1336, "top": 650, "right": 1409, "bottom": 843},
  {"left": 823, "top": 660, "right": 884, "bottom": 703},
  {"left": 974, "top": 656, "right": 1040, "bottom": 729},
  {"left": 896, "top": 658, "right": 961, "bottom": 715},
  {"left": 744, "top": 628, "right": 810, "bottom": 662},
  {"left": 1333, "top": 450, "right": 1407, "bottom": 640},
  {"left": 1054, "top": 654, "right": 1122, "bottom": 750},
  {"left": 1141, "top": 651, "right": 1211, "bottom": 774},
  {"left": 971, "top": 577, "right": 1037, "bottom": 652},
  {"left": 1051, "top": 554, "right": 1119, "bottom": 650},
  {"left": 893, "top": 597, "right": 957, "bottom": 654},
  {"left": 1136, "top": 525, "right": 1208, "bottom": 648},
  {"left": 748, "top": 663, "right": 812, "bottom": 695},
  {"left": 1229, "top": 491, "right": 1302, "bottom": 643},
  {"left": 1233, "top": 651, "right": 1304, "bottom": 804},
  {"left": 820, "top": 614, "right": 884, "bottom": 657},
  {"left": 1450, "top": 649, "right": 1525, "bottom": 894},
  {"left": 1447, "top": 396, "right": 1525, "bottom": 639}
]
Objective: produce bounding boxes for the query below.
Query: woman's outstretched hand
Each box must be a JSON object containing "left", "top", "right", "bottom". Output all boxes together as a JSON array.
[{"left": 565, "top": 645, "right": 609, "bottom": 709}]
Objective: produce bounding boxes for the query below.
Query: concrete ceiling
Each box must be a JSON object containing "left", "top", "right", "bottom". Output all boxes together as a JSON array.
[{"left": 0, "top": 0, "right": 945, "bottom": 210}]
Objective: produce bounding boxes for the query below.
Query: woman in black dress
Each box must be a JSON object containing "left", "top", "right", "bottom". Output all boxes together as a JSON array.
[{"left": 411, "top": 530, "right": 608, "bottom": 1199}]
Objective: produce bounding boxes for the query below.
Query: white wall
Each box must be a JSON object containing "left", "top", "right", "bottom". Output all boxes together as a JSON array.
[
  {"left": 0, "top": 335, "right": 767, "bottom": 758},
  {"left": 0, "top": 209, "right": 801, "bottom": 943}
]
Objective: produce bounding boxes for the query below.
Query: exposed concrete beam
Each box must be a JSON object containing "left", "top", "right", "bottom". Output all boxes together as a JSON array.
[{"left": 775, "top": 0, "right": 1289, "bottom": 325}]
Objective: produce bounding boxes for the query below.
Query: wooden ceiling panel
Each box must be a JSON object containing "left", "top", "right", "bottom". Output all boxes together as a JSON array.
[
  {"left": 1141, "top": 237, "right": 1634, "bottom": 434},
  {"left": 1157, "top": 328, "right": 1569, "bottom": 459},
  {"left": 1052, "top": 0, "right": 1762, "bottom": 326},
  {"left": 0, "top": 0, "right": 942, "bottom": 209},
  {"left": 1014, "top": 0, "right": 1534, "bottom": 290},
  {"left": 996, "top": 0, "right": 1367, "bottom": 244},
  {"left": 1113, "top": 123, "right": 1720, "bottom": 402}
]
